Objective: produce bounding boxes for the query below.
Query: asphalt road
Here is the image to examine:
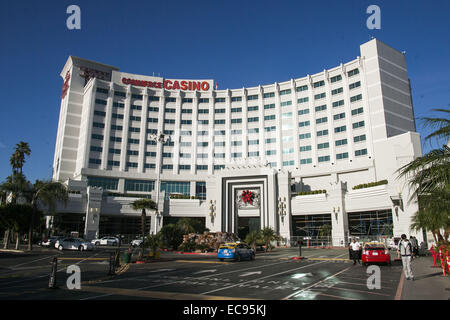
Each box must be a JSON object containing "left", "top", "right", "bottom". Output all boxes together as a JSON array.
[{"left": 0, "top": 247, "right": 403, "bottom": 300}]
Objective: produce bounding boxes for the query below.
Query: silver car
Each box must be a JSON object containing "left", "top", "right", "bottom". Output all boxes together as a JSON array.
[
  {"left": 91, "top": 236, "right": 120, "bottom": 246},
  {"left": 56, "top": 238, "right": 94, "bottom": 251}
]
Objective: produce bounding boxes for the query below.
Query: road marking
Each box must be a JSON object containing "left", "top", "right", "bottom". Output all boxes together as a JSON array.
[
  {"left": 314, "top": 292, "right": 357, "bottom": 300},
  {"left": 8, "top": 255, "right": 56, "bottom": 268},
  {"left": 58, "top": 257, "right": 107, "bottom": 261},
  {"left": 175, "top": 260, "right": 231, "bottom": 264},
  {"left": 76, "top": 285, "right": 258, "bottom": 300},
  {"left": 395, "top": 269, "right": 405, "bottom": 300},
  {"left": 194, "top": 269, "right": 217, "bottom": 274},
  {"left": 240, "top": 271, "right": 262, "bottom": 277},
  {"left": 200, "top": 260, "right": 329, "bottom": 296},
  {"left": 148, "top": 268, "right": 176, "bottom": 273},
  {"left": 283, "top": 253, "right": 351, "bottom": 300},
  {"left": 308, "top": 258, "right": 350, "bottom": 261}
]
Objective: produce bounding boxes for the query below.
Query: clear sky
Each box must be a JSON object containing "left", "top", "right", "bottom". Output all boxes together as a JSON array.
[{"left": 0, "top": 0, "right": 449, "bottom": 183}]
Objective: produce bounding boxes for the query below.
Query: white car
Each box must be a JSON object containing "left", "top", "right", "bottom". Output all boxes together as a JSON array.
[
  {"left": 91, "top": 236, "right": 120, "bottom": 246},
  {"left": 56, "top": 238, "right": 94, "bottom": 251},
  {"left": 131, "top": 238, "right": 144, "bottom": 247}
]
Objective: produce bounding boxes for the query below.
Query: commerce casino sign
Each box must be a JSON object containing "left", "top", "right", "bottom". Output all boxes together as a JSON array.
[{"left": 121, "top": 77, "right": 212, "bottom": 92}]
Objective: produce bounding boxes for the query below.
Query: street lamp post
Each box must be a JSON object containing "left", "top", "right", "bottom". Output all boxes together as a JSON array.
[{"left": 148, "top": 132, "right": 172, "bottom": 234}]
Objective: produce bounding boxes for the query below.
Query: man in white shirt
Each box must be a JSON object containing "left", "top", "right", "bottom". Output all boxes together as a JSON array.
[
  {"left": 398, "top": 234, "right": 414, "bottom": 280},
  {"left": 349, "top": 238, "right": 361, "bottom": 265}
]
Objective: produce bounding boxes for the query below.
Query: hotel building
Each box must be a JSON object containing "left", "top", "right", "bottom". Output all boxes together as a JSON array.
[{"left": 51, "top": 39, "right": 424, "bottom": 245}]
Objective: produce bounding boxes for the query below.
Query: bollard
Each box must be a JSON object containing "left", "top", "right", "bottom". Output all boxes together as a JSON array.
[
  {"left": 430, "top": 246, "right": 437, "bottom": 267},
  {"left": 48, "top": 256, "right": 58, "bottom": 289},
  {"left": 115, "top": 249, "right": 120, "bottom": 268},
  {"left": 438, "top": 247, "right": 446, "bottom": 276},
  {"left": 108, "top": 252, "right": 115, "bottom": 276},
  {"left": 447, "top": 250, "right": 450, "bottom": 279}
]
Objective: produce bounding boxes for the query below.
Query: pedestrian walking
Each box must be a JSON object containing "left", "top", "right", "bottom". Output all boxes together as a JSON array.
[
  {"left": 411, "top": 236, "right": 419, "bottom": 257},
  {"left": 398, "top": 234, "right": 414, "bottom": 280},
  {"left": 349, "top": 238, "right": 361, "bottom": 265}
]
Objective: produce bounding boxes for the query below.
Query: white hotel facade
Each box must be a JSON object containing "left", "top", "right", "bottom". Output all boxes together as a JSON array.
[{"left": 51, "top": 39, "right": 424, "bottom": 245}]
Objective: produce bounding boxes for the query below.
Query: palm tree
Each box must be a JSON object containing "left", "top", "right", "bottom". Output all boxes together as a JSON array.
[
  {"left": 261, "top": 227, "right": 280, "bottom": 252},
  {"left": 131, "top": 198, "right": 157, "bottom": 237},
  {"left": 13, "top": 141, "right": 31, "bottom": 174},
  {"left": 0, "top": 173, "right": 30, "bottom": 249},
  {"left": 28, "top": 180, "right": 68, "bottom": 250},
  {"left": 144, "top": 232, "right": 164, "bottom": 258},
  {"left": 397, "top": 108, "right": 450, "bottom": 245},
  {"left": 245, "top": 230, "right": 261, "bottom": 252}
]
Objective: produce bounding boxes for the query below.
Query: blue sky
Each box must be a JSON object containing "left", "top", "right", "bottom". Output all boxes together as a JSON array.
[{"left": 0, "top": 0, "right": 449, "bottom": 183}]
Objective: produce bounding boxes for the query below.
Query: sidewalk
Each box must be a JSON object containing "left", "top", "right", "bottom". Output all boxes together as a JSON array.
[{"left": 400, "top": 255, "right": 450, "bottom": 300}]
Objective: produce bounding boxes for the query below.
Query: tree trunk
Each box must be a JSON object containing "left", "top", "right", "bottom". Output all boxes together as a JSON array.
[
  {"left": 28, "top": 206, "right": 36, "bottom": 251},
  {"left": 15, "top": 233, "right": 20, "bottom": 250},
  {"left": 3, "top": 229, "right": 10, "bottom": 249}
]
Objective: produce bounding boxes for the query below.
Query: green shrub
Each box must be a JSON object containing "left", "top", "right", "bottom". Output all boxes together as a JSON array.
[
  {"left": 352, "top": 180, "right": 388, "bottom": 190},
  {"left": 297, "top": 190, "right": 327, "bottom": 196}
]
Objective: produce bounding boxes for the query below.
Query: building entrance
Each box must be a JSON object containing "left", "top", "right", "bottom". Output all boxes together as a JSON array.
[{"left": 237, "top": 217, "right": 260, "bottom": 240}]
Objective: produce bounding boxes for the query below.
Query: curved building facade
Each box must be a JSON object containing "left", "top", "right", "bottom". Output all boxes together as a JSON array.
[{"left": 51, "top": 39, "right": 424, "bottom": 246}]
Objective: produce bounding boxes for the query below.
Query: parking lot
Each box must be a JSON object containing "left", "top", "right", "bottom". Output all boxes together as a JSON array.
[{"left": 0, "top": 246, "right": 404, "bottom": 300}]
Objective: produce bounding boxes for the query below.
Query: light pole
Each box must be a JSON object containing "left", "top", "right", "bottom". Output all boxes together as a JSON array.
[{"left": 148, "top": 132, "right": 172, "bottom": 234}]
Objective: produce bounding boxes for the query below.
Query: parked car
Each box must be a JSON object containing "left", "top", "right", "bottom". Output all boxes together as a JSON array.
[
  {"left": 362, "top": 242, "right": 391, "bottom": 266},
  {"left": 131, "top": 238, "right": 144, "bottom": 248},
  {"left": 56, "top": 238, "right": 94, "bottom": 251},
  {"left": 91, "top": 236, "right": 120, "bottom": 246},
  {"left": 388, "top": 237, "right": 401, "bottom": 250},
  {"left": 41, "top": 236, "right": 64, "bottom": 248},
  {"left": 218, "top": 242, "right": 255, "bottom": 261}
]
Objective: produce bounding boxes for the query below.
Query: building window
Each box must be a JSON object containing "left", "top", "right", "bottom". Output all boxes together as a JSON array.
[
  {"left": 318, "top": 155, "right": 330, "bottom": 162},
  {"left": 352, "top": 121, "right": 365, "bottom": 129},
  {"left": 264, "top": 115, "right": 276, "bottom": 121},
  {"left": 330, "top": 75, "right": 342, "bottom": 83},
  {"left": 148, "top": 96, "right": 160, "bottom": 101},
  {"left": 214, "top": 119, "right": 225, "bottom": 125},
  {"left": 350, "top": 94, "right": 362, "bottom": 103},
  {"left": 348, "top": 68, "right": 360, "bottom": 77},
  {"left": 125, "top": 180, "right": 155, "bottom": 192},
  {"left": 248, "top": 106, "right": 258, "bottom": 112},
  {"left": 181, "top": 120, "right": 193, "bottom": 125},
  {"left": 93, "top": 122, "right": 105, "bottom": 128},
  {"left": 355, "top": 148, "right": 368, "bottom": 157},
  {"left": 349, "top": 81, "right": 361, "bottom": 90},
  {"left": 266, "top": 150, "right": 276, "bottom": 156},
  {"left": 165, "top": 108, "right": 176, "bottom": 113},
  {"left": 112, "top": 113, "right": 123, "bottom": 119},
  {"left": 127, "top": 150, "right": 139, "bottom": 156},
  {"left": 90, "top": 146, "right": 103, "bottom": 152},
  {"left": 231, "top": 97, "right": 242, "bottom": 102},
  {"left": 331, "top": 87, "right": 343, "bottom": 95},
  {"left": 296, "top": 85, "right": 308, "bottom": 92},
  {"left": 298, "top": 108, "right": 310, "bottom": 115},
  {"left": 315, "top": 105, "right": 327, "bottom": 112},
  {"left": 96, "top": 88, "right": 109, "bottom": 94},
  {"left": 131, "top": 105, "right": 142, "bottom": 110},
  {"left": 248, "top": 151, "right": 260, "bottom": 157},
  {"left": 299, "top": 133, "right": 311, "bottom": 140},
  {"left": 336, "top": 152, "right": 349, "bottom": 160},
  {"left": 110, "top": 136, "right": 122, "bottom": 142},
  {"left": 334, "top": 125, "right": 347, "bottom": 133},
  {"left": 128, "top": 138, "right": 139, "bottom": 144},
  {"left": 333, "top": 112, "right": 346, "bottom": 120},
  {"left": 351, "top": 107, "right": 364, "bottom": 116},
  {"left": 108, "top": 160, "right": 120, "bottom": 167},
  {"left": 181, "top": 109, "right": 192, "bottom": 113},
  {"left": 299, "top": 121, "right": 310, "bottom": 127},
  {"left": 354, "top": 134, "right": 366, "bottom": 143},
  {"left": 199, "top": 98, "right": 209, "bottom": 103},
  {"left": 214, "top": 130, "right": 226, "bottom": 136},
  {"left": 89, "top": 158, "right": 101, "bottom": 165},
  {"left": 164, "top": 119, "right": 175, "bottom": 124},
  {"left": 247, "top": 94, "right": 258, "bottom": 100},
  {"left": 297, "top": 97, "right": 309, "bottom": 104},
  {"left": 214, "top": 98, "right": 226, "bottom": 103},
  {"left": 113, "top": 102, "right": 125, "bottom": 108},
  {"left": 316, "top": 117, "right": 328, "bottom": 124},
  {"left": 280, "top": 101, "right": 292, "bottom": 107},
  {"left": 231, "top": 153, "right": 242, "bottom": 158},
  {"left": 179, "top": 165, "right": 191, "bottom": 170},
  {"left": 182, "top": 98, "right": 193, "bottom": 103},
  {"left": 317, "top": 129, "right": 329, "bottom": 137},
  {"left": 265, "top": 126, "right": 276, "bottom": 132},
  {"left": 314, "top": 93, "right": 326, "bottom": 100},
  {"left": 114, "top": 91, "right": 126, "bottom": 97},
  {"left": 313, "top": 80, "right": 325, "bottom": 88},
  {"left": 300, "top": 145, "right": 312, "bottom": 152},
  {"left": 214, "top": 153, "right": 225, "bottom": 158},
  {"left": 91, "top": 134, "right": 104, "bottom": 140},
  {"left": 161, "top": 181, "right": 190, "bottom": 199},
  {"left": 162, "top": 164, "right": 173, "bottom": 170},
  {"left": 231, "top": 107, "right": 242, "bottom": 113},
  {"left": 248, "top": 128, "right": 259, "bottom": 134},
  {"left": 263, "top": 92, "right": 275, "bottom": 98},
  {"left": 214, "top": 165, "right": 225, "bottom": 170},
  {"left": 317, "top": 142, "right": 329, "bottom": 150},
  {"left": 300, "top": 158, "right": 312, "bottom": 164},
  {"left": 94, "top": 110, "right": 106, "bottom": 117},
  {"left": 196, "top": 182, "right": 207, "bottom": 200},
  {"left": 283, "top": 160, "right": 295, "bottom": 166},
  {"left": 198, "top": 109, "right": 209, "bottom": 114},
  {"left": 332, "top": 100, "right": 345, "bottom": 108},
  {"left": 248, "top": 117, "right": 259, "bottom": 123},
  {"left": 335, "top": 138, "right": 348, "bottom": 146},
  {"left": 280, "top": 89, "right": 291, "bottom": 95},
  {"left": 87, "top": 176, "right": 118, "bottom": 190}
]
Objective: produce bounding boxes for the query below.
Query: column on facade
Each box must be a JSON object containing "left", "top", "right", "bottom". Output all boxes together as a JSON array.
[
  {"left": 329, "top": 178, "right": 349, "bottom": 247},
  {"left": 101, "top": 83, "right": 114, "bottom": 170},
  {"left": 81, "top": 78, "right": 98, "bottom": 169},
  {"left": 274, "top": 82, "right": 283, "bottom": 168},
  {"left": 257, "top": 85, "right": 266, "bottom": 164},
  {"left": 359, "top": 56, "right": 375, "bottom": 158},
  {"left": 278, "top": 171, "right": 292, "bottom": 242},
  {"left": 306, "top": 75, "right": 318, "bottom": 167},
  {"left": 207, "top": 91, "right": 215, "bottom": 175},
  {"left": 323, "top": 69, "right": 337, "bottom": 164},
  {"left": 138, "top": 88, "right": 149, "bottom": 173},
  {"left": 241, "top": 88, "right": 248, "bottom": 160},
  {"left": 119, "top": 85, "right": 131, "bottom": 172},
  {"left": 291, "top": 79, "right": 300, "bottom": 168},
  {"left": 341, "top": 63, "right": 356, "bottom": 162},
  {"left": 173, "top": 91, "right": 182, "bottom": 174},
  {"left": 225, "top": 89, "right": 231, "bottom": 163},
  {"left": 190, "top": 91, "right": 198, "bottom": 174}
]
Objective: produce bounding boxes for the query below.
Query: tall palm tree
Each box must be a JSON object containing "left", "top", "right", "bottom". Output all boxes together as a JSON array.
[
  {"left": 13, "top": 141, "right": 31, "bottom": 174},
  {"left": 28, "top": 180, "right": 68, "bottom": 250},
  {"left": 397, "top": 108, "right": 450, "bottom": 245},
  {"left": 131, "top": 198, "right": 157, "bottom": 237},
  {"left": 0, "top": 173, "right": 30, "bottom": 249}
]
